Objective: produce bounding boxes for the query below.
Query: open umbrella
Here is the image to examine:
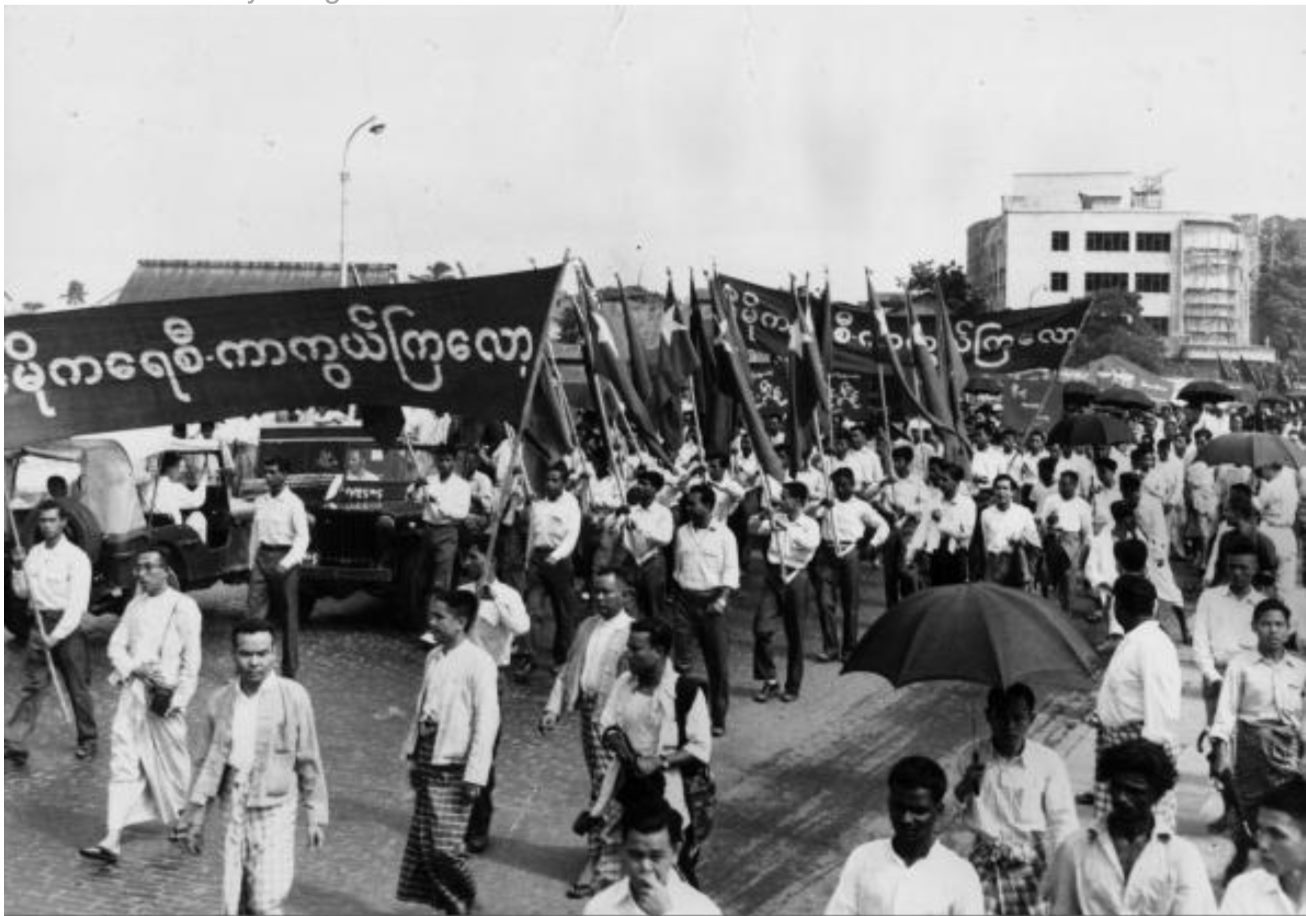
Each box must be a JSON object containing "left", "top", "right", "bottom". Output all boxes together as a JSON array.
[
  {"left": 1062, "top": 380, "right": 1099, "bottom": 401},
  {"left": 1179, "top": 379, "right": 1237, "bottom": 405},
  {"left": 1095, "top": 385, "right": 1154, "bottom": 412},
  {"left": 1258, "top": 393, "right": 1290, "bottom": 407},
  {"left": 841, "top": 583, "right": 1099, "bottom": 689},
  {"left": 1199, "top": 432, "right": 1302, "bottom": 469},
  {"left": 965, "top": 376, "right": 1003, "bottom": 396},
  {"left": 1047, "top": 412, "right": 1134, "bottom": 448}
]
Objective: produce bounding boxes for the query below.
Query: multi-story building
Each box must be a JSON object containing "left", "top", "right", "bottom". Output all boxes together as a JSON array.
[{"left": 967, "top": 172, "right": 1262, "bottom": 360}]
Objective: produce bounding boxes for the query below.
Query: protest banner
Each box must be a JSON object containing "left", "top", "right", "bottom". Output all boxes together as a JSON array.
[{"left": 4, "top": 265, "right": 565, "bottom": 447}]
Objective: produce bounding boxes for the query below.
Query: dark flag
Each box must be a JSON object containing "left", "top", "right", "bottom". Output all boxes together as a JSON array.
[
  {"left": 616, "top": 275, "right": 654, "bottom": 403},
  {"left": 711, "top": 276, "right": 785, "bottom": 482},
  {"left": 1217, "top": 352, "right": 1234, "bottom": 383},
  {"left": 522, "top": 359, "right": 578, "bottom": 493},
  {"left": 653, "top": 277, "right": 698, "bottom": 454},
  {"left": 690, "top": 275, "right": 735, "bottom": 456}
]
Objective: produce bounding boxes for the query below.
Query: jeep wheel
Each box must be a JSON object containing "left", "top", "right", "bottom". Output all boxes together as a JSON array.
[{"left": 393, "top": 547, "right": 430, "bottom": 632}]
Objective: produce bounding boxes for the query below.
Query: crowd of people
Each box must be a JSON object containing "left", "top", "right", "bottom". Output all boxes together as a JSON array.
[{"left": 6, "top": 390, "right": 1306, "bottom": 915}]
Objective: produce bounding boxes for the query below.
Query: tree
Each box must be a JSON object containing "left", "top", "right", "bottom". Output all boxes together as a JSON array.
[
  {"left": 1255, "top": 217, "right": 1306, "bottom": 370},
  {"left": 59, "top": 280, "right": 87, "bottom": 307},
  {"left": 1065, "top": 288, "right": 1163, "bottom": 372},
  {"left": 408, "top": 260, "right": 462, "bottom": 282},
  {"left": 903, "top": 259, "right": 988, "bottom": 314}
]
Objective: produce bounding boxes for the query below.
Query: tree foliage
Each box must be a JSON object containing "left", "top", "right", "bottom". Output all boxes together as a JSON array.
[
  {"left": 1065, "top": 288, "right": 1163, "bottom": 372},
  {"left": 903, "top": 259, "right": 987, "bottom": 314},
  {"left": 1255, "top": 217, "right": 1306, "bottom": 370}
]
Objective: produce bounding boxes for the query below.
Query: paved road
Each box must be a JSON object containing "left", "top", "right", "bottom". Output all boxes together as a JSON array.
[{"left": 3, "top": 558, "right": 1213, "bottom": 915}]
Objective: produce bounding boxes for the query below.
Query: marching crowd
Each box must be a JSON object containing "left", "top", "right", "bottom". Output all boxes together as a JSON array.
[{"left": 7, "top": 391, "right": 1306, "bottom": 916}]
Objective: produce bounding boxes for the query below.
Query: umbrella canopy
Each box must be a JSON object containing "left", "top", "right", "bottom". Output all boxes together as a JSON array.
[
  {"left": 1199, "top": 432, "right": 1302, "bottom": 469},
  {"left": 1062, "top": 380, "right": 1099, "bottom": 401},
  {"left": 1047, "top": 412, "right": 1134, "bottom": 448},
  {"left": 965, "top": 376, "right": 1003, "bottom": 396},
  {"left": 1258, "top": 393, "right": 1290, "bottom": 407},
  {"left": 842, "top": 583, "right": 1099, "bottom": 689},
  {"left": 1179, "top": 379, "right": 1237, "bottom": 404},
  {"left": 1095, "top": 385, "right": 1154, "bottom": 412}
]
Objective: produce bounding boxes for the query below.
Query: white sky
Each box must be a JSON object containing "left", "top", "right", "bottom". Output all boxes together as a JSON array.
[{"left": 5, "top": 5, "right": 1305, "bottom": 307}]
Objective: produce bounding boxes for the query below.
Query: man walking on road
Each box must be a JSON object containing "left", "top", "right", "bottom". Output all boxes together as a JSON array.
[
  {"left": 1193, "top": 536, "right": 1268, "bottom": 726},
  {"left": 5, "top": 500, "right": 98, "bottom": 765},
  {"left": 524, "top": 462, "right": 583, "bottom": 679},
  {"left": 412, "top": 444, "right": 472, "bottom": 594},
  {"left": 812, "top": 468, "right": 889, "bottom": 662},
  {"left": 752, "top": 481, "right": 821, "bottom": 704},
  {"left": 618, "top": 470, "right": 675, "bottom": 621},
  {"left": 825, "top": 755, "right": 984, "bottom": 914},
  {"left": 1219, "top": 776, "right": 1306, "bottom": 915},
  {"left": 247, "top": 458, "right": 310, "bottom": 679},
  {"left": 398, "top": 590, "right": 500, "bottom": 915},
  {"left": 180, "top": 619, "right": 328, "bottom": 916},
  {"left": 80, "top": 549, "right": 202, "bottom": 865}
]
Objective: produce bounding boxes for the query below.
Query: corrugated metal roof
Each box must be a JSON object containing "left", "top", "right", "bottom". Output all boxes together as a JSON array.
[{"left": 117, "top": 259, "right": 399, "bottom": 303}]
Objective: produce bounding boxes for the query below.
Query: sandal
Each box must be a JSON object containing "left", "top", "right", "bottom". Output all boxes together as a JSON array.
[{"left": 566, "top": 879, "right": 596, "bottom": 899}]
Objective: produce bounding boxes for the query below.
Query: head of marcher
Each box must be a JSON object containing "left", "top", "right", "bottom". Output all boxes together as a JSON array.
[
  {"left": 831, "top": 468, "right": 855, "bottom": 501},
  {"left": 1119, "top": 472, "right": 1142, "bottom": 507},
  {"left": 627, "top": 617, "right": 672, "bottom": 688},
  {"left": 232, "top": 617, "right": 277, "bottom": 694},
  {"left": 1113, "top": 574, "right": 1157, "bottom": 632},
  {"left": 887, "top": 755, "right": 947, "bottom": 862},
  {"left": 891, "top": 445, "right": 914, "bottom": 480},
  {"left": 1254, "top": 598, "right": 1292, "bottom": 658},
  {"left": 1057, "top": 470, "right": 1079, "bottom": 501},
  {"left": 1027, "top": 430, "right": 1046, "bottom": 454},
  {"left": 986, "top": 683, "right": 1035, "bottom": 759},
  {"left": 459, "top": 536, "right": 492, "bottom": 583},
  {"left": 433, "top": 445, "right": 455, "bottom": 480},
  {"left": 705, "top": 452, "right": 727, "bottom": 481},
  {"left": 1254, "top": 777, "right": 1306, "bottom": 888},
  {"left": 850, "top": 425, "right": 869, "bottom": 451},
  {"left": 590, "top": 568, "right": 630, "bottom": 621},
  {"left": 1131, "top": 446, "right": 1155, "bottom": 475},
  {"left": 1113, "top": 538, "right": 1149, "bottom": 576},
  {"left": 1037, "top": 456, "right": 1058, "bottom": 487},
  {"left": 1096, "top": 458, "right": 1118, "bottom": 490},
  {"left": 999, "top": 428, "right": 1018, "bottom": 455},
  {"left": 1224, "top": 534, "right": 1260, "bottom": 597},
  {"left": 427, "top": 588, "right": 476, "bottom": 650},
  {"left": 1257, "top": 460, "right": 1284, "bottom": 483},
  {"left": 263, "top": 458, "right": 288, "bottom": 496},
  {"left": 46, "top": 474, "right": 70, "bottom": 499},
  {"left": 134, "top": 548, "right": 172, "bottom": 597},
  {"left": 33, "top": 499, "right": 67, "bottom": 548},
  {"left": 544, "top": 461, "right": 568, "bottom": 500},
  {"left": 685, "top": 484, "right": 715, "bottom": 528},
  {"left": 781, "top": 481, "right": 808, "bottom": 519},
  {"left": 832, "top": 434, "right": 851, "bottom": 461},
  {"left": 1098, "top": 738, "right": 1177, "bottom": 838},
  {"left": 621, "top": 798, "right": 685, "bottom": 904},
  {"left": 160, "top": 451, "right": 186, "bottom": 481},
  {"left": 633, "top": 470, "right": 663, "bottom": 507},
  {"left": 992, "top": 475, "right": 1016, "bottom": 509},
  {"left": 939, "top": 463, "right": 964, "bottom": 500},
  {"left": 972, "top": 426, "right": 991, "bottom": 451}
]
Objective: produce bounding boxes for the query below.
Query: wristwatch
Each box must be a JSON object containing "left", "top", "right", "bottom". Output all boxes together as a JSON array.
[{"left": 658, "top": 753, "right": 670, "bottom": 771}]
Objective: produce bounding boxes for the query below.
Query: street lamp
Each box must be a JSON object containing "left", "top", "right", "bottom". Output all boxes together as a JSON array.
[{"left": 339, "top": 115, "right": 386, "bottom": 288}]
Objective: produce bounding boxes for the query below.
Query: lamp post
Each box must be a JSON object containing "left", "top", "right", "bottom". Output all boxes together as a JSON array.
[{"left": 339, "top": 115, "right": 386, "bottom": 288}]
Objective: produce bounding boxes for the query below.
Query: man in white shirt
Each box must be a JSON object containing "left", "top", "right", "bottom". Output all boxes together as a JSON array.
[
  {"left": 846, "top": 425, "right": 887, "bottom": 501},
  {"left": 882, "top": 445, "right": 931, "bottom": 605},
  {"left": 969, "top": 426, "right": 1007, "bottom": 496},
  {"left": 397, "top": 590, "right": 500, "bottom": 914},
  {"left": 618, "top": 470, "right": 675, "bottom": 622},
  {"left": 247, "top": 458, "right": 311, "bottom": 679},
  {"left": 1187, "top": 429, "right": 1220, "bottom": 568},
  {"left": 5, "top": 500, "right": 98, "bottom": 765},
  {"left": 142, "top": 451, "right": 209, "bottom": 541},
  {"left": 1220, "top": 777, "right": 1306, "bottom": 915},
  {"left": 525, "top": 462, "right": 584, "bottom": 677},
  {"left": 1047, "top": 737, "right": 1215, "bottom": 914},
  {"left": 1089, "top": 575, "right": 1182, "bottom": 833},
  {"left": 1090, "top": 458, "right": 1122, "bottom": 536},
  {"left": 813, "top": 468, "right": 889, "bottom": 662},
  {"left": 412, "top": 444, "right": 472, "bottom": 594},
  {"left": 752, "top": 482, "right": 822, "bottom": 703},
  {"left": 1119, "top": 471, "right": 1189, "bottom": 643},
  {"left": 1037, "top": 470, "right": 1094, "bottom": 613},
  {"left": 540, "top": 568, "right": 635, "bottom": 898},
  {"left": 671, "top": 485, "right": 739, "bottom": 737},
  {"left": 1155, "top": 438, "right": 1188, "bottom": 560},
  {"left": 1015, "top": 430, "right": 1049, "bottom": 492},
  {"left": 981, "top": 475, "right": 1042, "bottom": 589},
  {"left": 1193, "top": 538, "right": 1269, "bottom": 726},
  {"left": 825, "top": 755, "right": 985, "bottom": 915},
  {"left": 1255, "top": 461, "right": 1301, "bottom": 596},
  {"left": 954, "top": 684, "right": 1078, "bottom": 915},
  {"left": 906, "top": 462, "right": 976, "bottom": 587},
  {"left": 584, "top": 799, "right": 722, "bottom": 916}
]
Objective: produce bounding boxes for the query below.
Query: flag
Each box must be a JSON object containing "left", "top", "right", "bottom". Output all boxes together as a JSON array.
[
  {"left": 616, "top": 276, "right": 654, "bottom": 403},
  {"left": 1237, "top": 355, "right": 1260, "bottom": 389},
  {"left": 904, "top": 290, "right": 954, "bottom": 429},
  {"left": 710, "top": 275, "right": 785, "bottom": 482},
  {"left": 690, "top": 274, "right": 735, "bottom": 456},
  {"left": 935, "top": 280, "right": 970, "bottom": 429},
  {"left": 521, "top": 358, "right": 577, "bottom": 494},
  {"left": 1216, "top": 352, "right": 1234, "bottom": 382},
  {"left": 653, "top": 277, "right": 698, "bottom": 454},
  {"left": 785, "top": 284, "right": 830, "bottom": 473},
  {"left": 577, "top": 264, "right": 669, "bottom": 464},
  {"left": 866, "top": 273, "right": 945, "bottom": 433}
]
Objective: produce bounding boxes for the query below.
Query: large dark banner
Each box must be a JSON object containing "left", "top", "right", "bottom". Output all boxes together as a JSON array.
[
  {"left": 4, "top": 266, "right": 564, "bottom": 447},
  {"left": 715, "top": 273, "right": 1089, "bottom": 375}
]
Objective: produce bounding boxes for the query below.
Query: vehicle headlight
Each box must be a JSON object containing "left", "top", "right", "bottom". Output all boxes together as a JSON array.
[{"left": 377, "top": 515, "right": 396, "bottom": 530}]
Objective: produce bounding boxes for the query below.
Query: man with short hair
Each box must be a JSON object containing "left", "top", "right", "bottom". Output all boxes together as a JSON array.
[
  {"left": 825, "top": 755, "right": 985, "bottom": 915},
  {"left": 813, "top": 468, "right": 889, "bottom": 662},
  {"left": 753, "top": 481, "right": 821, "bottom": 703},
  {"left": 541, "top": 569, "right": 636, "bottom": 898},
  {"left": 1036, "top": 470, "right": 1094, "bottom": 613},
  {"left": 1047, "top": 738, "right": 1214, "bottom": 914},
  {"left": 1090, "top": 459, "right": 1121, "bottom": 536},
  {"left": 179, "top": 619, "right": 328, "bottom": 916},
  {"left": 5, "top": 500, "right": 97, "bottom": 765},
  {"left": 248, "top": 458, "right": 310, "bottom": 679},
  {"left": 524, "top": 462, "right": 583, "bottom": 678},
  {"left": 846, "top": 425, "right": 887, "bottom": 500},
  {"left": 954, "top": 684, "right": 1078, "bottom": 915},
  {"left": 618, "top": 470, "right": 675, "bottom": 621},
  {"left": 980, "top": 475, "right": 1041, "bottom": 589},
  {"left": 671, "top": 484, "right": 739, "bottom": 737},
  {"left": 142, "top": 450, "right": 209, "bottom": 540},
  {"left": 1193, "top": 537, "right": 1269, "bottom": 725},
  {"left": 881, "top": 445, "right": 931, "bottom": 605},
  {"left": 412, "top": 444, "right": 472, "bottom": 594},
  {"left": 1220, "top": 776, "right": 1306, "bottom": 914},
  {"left": 583, "top": 799, "right": 722, "bottom": 916},
  {"left": 396, "top": 590, "right": 499, "bottom": 915},
  {"left": 969, "top": 426, "right": 1006, "bottom": 496},
  {"left": 905, "top": 462, "right": 975, "bottom": 587},
  {"left": 1119, "top": 471, "right": 1186, "bottom": 642}
]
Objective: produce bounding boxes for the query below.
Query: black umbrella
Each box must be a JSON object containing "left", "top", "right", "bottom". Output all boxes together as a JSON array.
[
  {"left": 842, "top": 583, "right": 1099, "bottom": 689},
  {"left": 1199, "top": 432, "right": 1304, "bottom": 470},
  {"left": 1095, "top": 385, "right": 1154, "bottom": 412},
  {"left": 1047, "top": 412, "right": 1134, "bottom": 447},
  {"left": 1178, "top": 379, "right": 1237, "bottom": 405},
  {"left": 1062, "top": 380, "right": 1099, "bottom": 400},
  {"left": 965, "top": 376, "right": 1003, "bottom": 396}
]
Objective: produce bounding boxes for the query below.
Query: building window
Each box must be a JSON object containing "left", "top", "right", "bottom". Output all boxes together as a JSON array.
[
  {"left": 1143, "top": 317, "right": 1170, "bottom": 336},
  {"left": 1084, "top": 272, "right": 1129, "bottom": 293},
  {"left": 1135, "top": 273, "right": 1171, "bottom": 293},
  {"left": 1085, "top": 231, "right": 1130, "bottom": 252},
  {"left": 1049, "top": 272, "right": 1068, "bottom": 292},
  {"left": 1136, "top": 232, "right": 1172, "bottom": 252},
  {"left": 1051, "top": 231, "right": 1069, "bottom": 252}
]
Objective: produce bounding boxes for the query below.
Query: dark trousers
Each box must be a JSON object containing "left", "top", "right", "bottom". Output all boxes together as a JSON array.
[
  {"left": 424, "top": 525, "right": 461, "bottom": 594},
  {"left": 813, "top": 545, "right": 860, "bottom": 657},
  {"left": 630, "top": 552, "right": 669, "bottom": 621},
  {"left": 930, "top": 547, "right": 969, "bottom": 586},
  {"left": 496, "top": 522, "right": 527, "bottom": 595},
  {"left": 753, "top": 564, "right": 809, "bottom": 695},
  {"left": 6, "top": 612, "right": 97, "bottom": 747},
  {"left": 882, "top": 527, "right": 918, "bottom": 607},
  {"left": 672, "top": 588, "right": 731, "bottom": 728},
  {"left": 465, "top": 726, "right": 502, "bottom": 844},
  {"left": 248, "top": 547, "right": 300, "bottom": 678},
  {"left": 527, "top": 550, "right": 579, "bottom": 667}
]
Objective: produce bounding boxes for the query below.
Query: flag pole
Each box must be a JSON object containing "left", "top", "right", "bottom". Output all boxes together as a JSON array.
[
  {"left": 675, "top": 268, "right": 709, "bottom": 460},
  {"left": 1018, "top": 297, "right": 1098, "bottom": 442},
  {"left": 573, "top": 261, "right": 626, "bottom": 493}
]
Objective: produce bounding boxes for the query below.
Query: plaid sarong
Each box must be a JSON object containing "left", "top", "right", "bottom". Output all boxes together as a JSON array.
[
  {"left": 397, "top": 733, "right": 476, "bottom": 913},
  {"left": 1234, "top": 720, "right": 1303, "bottom": 812},
  {"left": 1092, "top": 719, "right": 1177, "bottom": 833},
  {"left": 222, "top": 777, "right": 297, "bottom": 916},
  {"left": 969, "top": 835, "right": 1046, "bottom": 916},
  {"left": 578, "top": 696, "right": 616, "bottom": 872}
]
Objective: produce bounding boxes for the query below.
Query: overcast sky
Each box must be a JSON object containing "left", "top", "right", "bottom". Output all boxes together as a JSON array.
[{"left": 5, "top": 5, "right": 1305, "bottom": 307}]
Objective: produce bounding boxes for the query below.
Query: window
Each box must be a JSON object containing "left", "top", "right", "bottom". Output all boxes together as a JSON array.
[
  {"left": 1084, "top": 273, "right": 1129, "bottom": 293},
  {"left": 1050, "top": 231, "right": 1069, "bottom": 252},
  {"left": 1143, "top": 317, "right": 1170, "bottom": 336},
  {"left": 1085, "top": 231, "right": 1130, "bottom": 252},
  {"left": 1136, "top": 232, "right": 1172, "bottom": 252},
  {"left": 1049, "top": 272, "right": 1068, "bottom": 292},
  {"left": 1135, "top": 273, "right": 1171, "bottom": 293}
]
